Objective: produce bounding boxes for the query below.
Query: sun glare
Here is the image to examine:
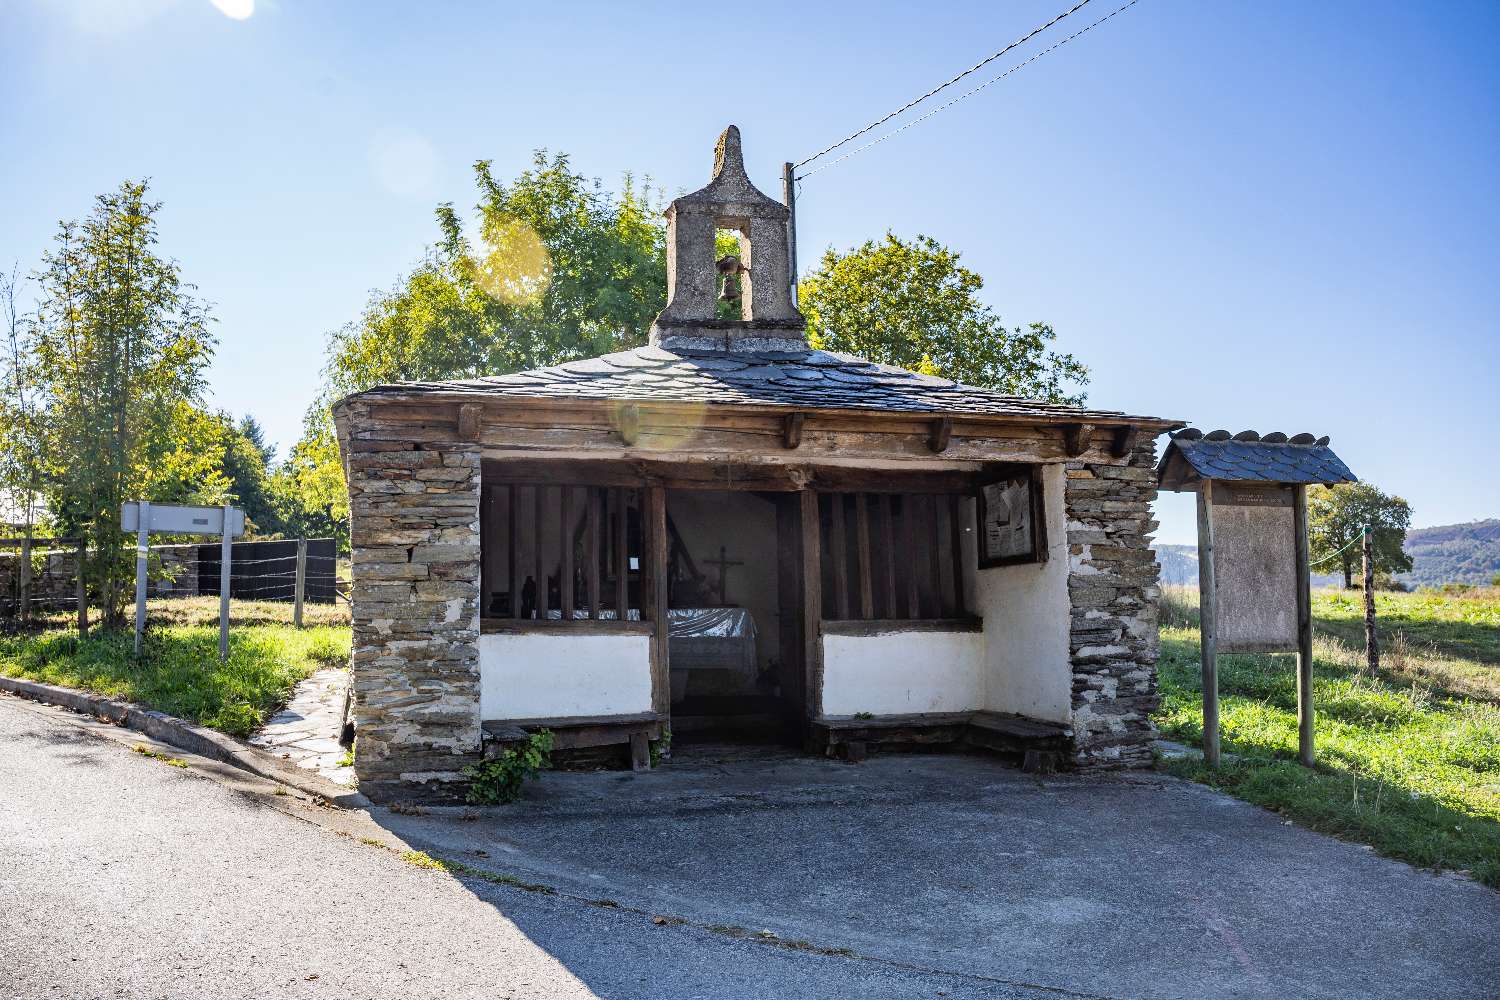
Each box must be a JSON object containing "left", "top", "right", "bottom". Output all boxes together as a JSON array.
[
  {"left": 471, "top": 217, "right": 552, "bottom": 307},
  {"left": 209, "top": 0, "right": 255, "bottom": 20}
]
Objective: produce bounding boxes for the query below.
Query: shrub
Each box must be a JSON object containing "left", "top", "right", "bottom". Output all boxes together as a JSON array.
[{"left": 463, "top": 730, "right": 554, "bottom": 805}]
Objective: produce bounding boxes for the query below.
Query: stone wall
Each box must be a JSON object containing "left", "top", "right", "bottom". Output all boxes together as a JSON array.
[
  {"left": 0, "top": 542, "right": 197, "bottom": 615},
  {"left": 342, "top": 399, "right": 483, "bottom": 802},
  {"left": 1064, "top": 438, "right": 1163, "bottom": 769}
]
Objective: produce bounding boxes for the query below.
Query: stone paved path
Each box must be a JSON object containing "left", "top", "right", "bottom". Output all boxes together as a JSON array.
[{"left": 248, "top": 667, "right": 354, "bottom": 786}]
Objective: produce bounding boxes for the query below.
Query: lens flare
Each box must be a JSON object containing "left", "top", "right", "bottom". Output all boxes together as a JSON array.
[
  {"left": 210, "top": 0, "right": 255, "bottom": 20},
  {"left": 609, "top": 400, "right": 707, "bottom": 451},
  {"left": 471, "top": 216, "right": 552, "bottom": 306}
]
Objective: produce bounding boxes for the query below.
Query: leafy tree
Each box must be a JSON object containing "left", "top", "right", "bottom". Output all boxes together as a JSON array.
[
  {"left": 218, "top": 413, "right": 281, "bottom": 536},
  {"left": 324, "top": 152, "right": 665, "bottom": 397},
  {"left": 30, "top": 181, "right": 223, "bottom": 626},
  {"left": 799, "top": 233, "right": 1089, "bottom": 403},
  {"left": 0, "top": 264, "right": 46, "bottom": 534},
  {"left": 268, "top": 408, "right": 348, "bottom": 543},
  {"left": 1308, "top": 482, "right": 1413, "bottom": 589}
]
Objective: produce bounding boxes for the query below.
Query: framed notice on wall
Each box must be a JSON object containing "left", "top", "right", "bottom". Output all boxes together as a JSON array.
[{"left": 977, "top": 466, "right": 1046, "bottom": 568}]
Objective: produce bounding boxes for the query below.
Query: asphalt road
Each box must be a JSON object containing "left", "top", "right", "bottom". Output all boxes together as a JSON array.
[{"left": 0, "top": 695, "right": 1106, "bottom": 1000}]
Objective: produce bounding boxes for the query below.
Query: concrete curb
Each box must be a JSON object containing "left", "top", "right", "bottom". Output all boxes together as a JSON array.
[{"left": 0, "top": 675, "right": 370, "bottom": 809}]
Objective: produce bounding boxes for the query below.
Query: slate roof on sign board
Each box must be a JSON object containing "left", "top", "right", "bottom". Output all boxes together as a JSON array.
[
  {"left": 350, "top": 344, "right": 1175, "bottom": 425},
  {"left": 1158, "top": 428, "right": 1357, "bottom": 489}
]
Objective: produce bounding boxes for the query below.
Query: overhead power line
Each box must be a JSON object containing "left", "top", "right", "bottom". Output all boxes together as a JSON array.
[
  {"left": 796, "top": 0, "right": 1140, "bottom": 180},
  {"left": 794, "top": 0, "right": 1096, "bottom": 171}
]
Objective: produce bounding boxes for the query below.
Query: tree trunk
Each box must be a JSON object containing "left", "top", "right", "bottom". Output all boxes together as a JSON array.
[{"left": 1343, "top": 560, "right": 1353, "bottom": 590}]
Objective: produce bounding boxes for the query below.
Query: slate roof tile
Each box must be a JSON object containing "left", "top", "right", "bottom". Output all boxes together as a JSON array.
[{"left": 1159, "top": 430, "right": 1356, "bottom": 486}]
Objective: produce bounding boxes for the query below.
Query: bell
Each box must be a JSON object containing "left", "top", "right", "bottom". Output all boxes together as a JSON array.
[
  {"left": 716, "top": 253, "right": 743, "bottom": 304},
  {"left": 718, "top": 279, "right": 741, "bottom": 305}
]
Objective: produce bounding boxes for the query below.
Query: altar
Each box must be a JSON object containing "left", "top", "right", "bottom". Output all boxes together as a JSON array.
[{"left": 667, "top": 607, "right": 759, "bottom": 702}]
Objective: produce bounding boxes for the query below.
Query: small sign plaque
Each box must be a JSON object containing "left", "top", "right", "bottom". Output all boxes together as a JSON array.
[{"left": 977, "top": 466, "right": 1045, "bottom": 567}]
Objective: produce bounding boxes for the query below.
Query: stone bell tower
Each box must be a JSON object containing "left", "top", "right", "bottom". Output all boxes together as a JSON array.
[{"left": 650, "top": 125, "right": 806, "bottom": 352}]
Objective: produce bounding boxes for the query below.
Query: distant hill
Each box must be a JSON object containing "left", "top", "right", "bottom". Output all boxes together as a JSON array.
[
  {"left": 1400, "top": 520, "right": 1500, "bottom": 587},
  {"left": 1153, "top": 519, "right": 1500, "bottom": 589}
]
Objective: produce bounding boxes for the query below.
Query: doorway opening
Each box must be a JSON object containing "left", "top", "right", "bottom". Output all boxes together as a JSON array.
[{"left": 664, "top": 489, "right": 805, "bottom": 744}]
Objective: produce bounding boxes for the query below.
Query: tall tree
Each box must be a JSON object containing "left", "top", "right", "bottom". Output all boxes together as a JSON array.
[
  {"left": 30, "top": 181, "right": 222, "bottom": 626},
  {"left": 798, "top": 233, "right": 1089, "bottom": 403},
  {"left": 0, "top": 264, "right": 45, "bottom": 533},
  {"left": 1308, "top": 482, "right": 1413, "bottom": 589},
  {"left": 219, "top": 413, "right": 280, "bottom": 536}
]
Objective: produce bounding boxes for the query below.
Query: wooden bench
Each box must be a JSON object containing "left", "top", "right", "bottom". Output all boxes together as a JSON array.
[{"left": 482, "top": 712, "right": 667, "bottom": 771}]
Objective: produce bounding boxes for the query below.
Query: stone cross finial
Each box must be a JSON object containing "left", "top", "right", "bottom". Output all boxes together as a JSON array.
[{"left": 651, "top": 126, "right": 806, "bottom": 352}]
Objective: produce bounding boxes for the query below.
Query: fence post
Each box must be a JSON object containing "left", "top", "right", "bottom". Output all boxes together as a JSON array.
[
  {"left": 134, "top": 502, "right": 151, "bottom": 657},
  {"left": 293, "top": 538, "right": 307, "bottom": 628},
  {"left": 18, "top": 531, "right": 32, "bottom": 624},
  {"left": 219, "top": 505, "right": 232, "bottom": 662},
  {"left": 75, "top": 539, "right": 88, "bottom": 638},
  {"left": 1362, "top": 524, "right": 1379, "bottom": 672}
]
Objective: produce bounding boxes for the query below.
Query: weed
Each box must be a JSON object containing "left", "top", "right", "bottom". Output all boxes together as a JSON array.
[
  {"left": 131, "top": 743, "right": 188, "bottom": 768},
  {"left": 359, "top": 837, "right": 385, "bottom": 848},
  {"left": 399, "top": 850, "right": 447, "bottom": 870},
  {"left": 463, "top": 730, "right": 554, "bottom": 805}
]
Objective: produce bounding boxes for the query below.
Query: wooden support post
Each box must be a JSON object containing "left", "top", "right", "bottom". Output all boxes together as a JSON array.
[
  {"left": 878, "top": 494, "right": 897, "bottom": 619},
  {"left": 1109, "top": 424, "right": 1137, "bottom": 459},
  {"left": 75, "top": 539, "right": 88, "bottom": 638},
  {"left": 629, "top": 730, "right": 651, "bottom": 772},
  {"left": 18, "top": 531, "right": 31, "bottom": 623},
  {"left": 927, "top": 495, "right": 945, "bottom": 617},
  {"left": 560, "top": 487, "right": 575, "bottom": 619},
  {"left": 928, "top": 416, "right": 952, "bottom": 454},
  {"left": 1294, "top": 484, "right": 1315, "bottom": 767},
  {"left": 614, "top": 488, "right": 629, "bottom": 617},
  {"left": 1196, "top": 481, "right": 1220, "bottom": 768},
  {"left": 829, "top": 494, "right": 849, "bottom": 620},
  {"left": 134, "top": 501, "right": 150, "bottom": 657},
  {"left": 782, "top": 412, "right": 804, "bottom": 449},
  {"left": 900, "top": 495, "right": 920, "bottom": 619},
  {"left": 1064, "top": 423, "right": 1095, "bottom": 458},
  {"left": 948, "top": 494, "right": 966, "bottom": 614},
  {"left": 587, "top": 488, "right": 601, "bottom": 619},
  {"left": 854, "top": 493, "right": 873, "bottom": 620},
  {"left": 533, "top": 486, "right": 546, "bottom": 618},
  {"left": 800, "top": 490, "right": 822, "bottom": 722},
  {"left": 218, "top": 504, "right": 232, "bottom": 662},
  {"left": 293, "top": 537, "right": 307, "bottom": 628},
  {"left": 509, "top": 485, "right": 521, "bottom": 620},
  {"left": 1362, "top": 524, "right": 1379, "bottom": 673},
  {"left": 645, "top": 486, "right": 669, "bottom": 715}
]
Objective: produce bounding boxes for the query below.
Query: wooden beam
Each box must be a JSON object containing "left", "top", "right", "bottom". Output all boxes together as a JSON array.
[
  {"left": 926, "top": 495, "right": 945, "bottom": 617},
  {"left": 619, "top": 404, "right": 640, "bottom": 446},
  {"left": 900, "top": 496, "right": 920, "bottom": 619},
  {"left": 645, "top": 485, "right": 670, "bottom": 716},
  {"left": 456, "top": 402, "right": 482, "bottom": 441},
  {"left": 948, "top": 493, "right": 965, "bottom": 616},
  {"left": 928, "top": 416, "right": 952, "bottom": 454},
  {"left": 534, "top": 485, "right": 547, "bottom": 618},
  {"left": 1294, "top": 483, "right": 1315, "bottom": 768},
  {"left": 1064, "top": 423, "right": 1095, "bottom": 458},
  {"left": 800, "top": 489, "right": 823, "bottom": 722},
  {"left": 878, "top": 493, "right": 898, "bottom": 619},
  {"left": 481, "top": 457, "right": 986, "bottom": 496},
  {"left": 560, "top": 486, "right": 574, "bottom": 619},
  {"left": 1196, "top": 479, "right": 1220, "bottom": 768},
  {"left": 587, "top": 487, "right": 601, "bottom": 619},
  {"left": 1109, "top": 424, "right": 1137, "bottom": 459},
  {"left": 854, "top": 493, "right": 873, "bottom": 620},
  {"left": 479, "top": 486, "right": 491, "bottom": 619},
  {"left": 509, "top": 485, "right": 521, "bottom": 620},
  {"left": 782, "top": 412, "right": 804, "bottom": 449},
  {"left": 614, "top": 488, "right": 629, "bottom": 616},
  {"left": 829, "top": 494, "right": 849, "bottom": 619}
]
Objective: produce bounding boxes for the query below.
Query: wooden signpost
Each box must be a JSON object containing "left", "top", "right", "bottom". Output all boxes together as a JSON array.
[{"left": 121, "top": 501, "right": 246, "bottom": 659}]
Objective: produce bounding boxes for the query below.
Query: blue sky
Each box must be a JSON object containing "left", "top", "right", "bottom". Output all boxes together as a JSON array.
[{"left": 3, "top": 0, "right": 1496, "bottom": 544}]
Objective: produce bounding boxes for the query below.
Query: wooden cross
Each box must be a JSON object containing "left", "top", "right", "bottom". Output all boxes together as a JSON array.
[{"left": 706, "top": 545, "right": 743, "bottom": 606}]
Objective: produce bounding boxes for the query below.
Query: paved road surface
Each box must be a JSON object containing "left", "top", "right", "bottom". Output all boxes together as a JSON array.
[{"left": 0, "top": 695, "right": 1115, "bottom": 1000}]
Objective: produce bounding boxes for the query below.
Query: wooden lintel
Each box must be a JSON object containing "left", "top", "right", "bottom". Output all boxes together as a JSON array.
[
  {"left": 1109, "top": 424, "right": 1137, "bottom": 459},
  {"left": 456, "top": 402, "right": 482, "bottom": 441},
  {"left": 479, "top": 457, "right": 991, "bottom": 495},
  {"left": 1064, "top": 422, "right": 1095, "bottom": 458},
  {"left": 928, "top": 416, "right": 952, "bottom": 454},
  {"left": 782, "top": 412, "right": 804, "bottom": 449},
  {"left": 619, "top": 404, "right": 640, "bottom": 446}
]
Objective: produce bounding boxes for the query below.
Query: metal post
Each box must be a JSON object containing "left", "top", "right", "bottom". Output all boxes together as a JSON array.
[
  {"left": 1293, "top": 485, "right": 1315, "bottom": 767},
  {"left": 1196, "top": 480, "right": 1220, "bottom": 768},
  {"left": 134, "top": 501, "right": 150, "bottom": 656},
  {"left": 782, "top": 162, "right": 798, "bottom": 306},
  {"left": 1362, "top": 524, "right": 1379, "bottom": 672},
  {"left": 75, "top": 539, "right": 88, "bottom": 638},
  {"left": 219, "top": 504, "right": 232, "bottom": 662},
  {"left": 293, "top": 537, "right": 307, "bottom": 628},
  {"left": 18, "top": 531, "right": 31, "bottom": 624}
]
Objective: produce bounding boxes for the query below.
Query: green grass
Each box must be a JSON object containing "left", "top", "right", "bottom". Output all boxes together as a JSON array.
[
  {"left": 0, "top": 597, "right": 350, "bottom": 738},
  {"left": 1156, "top": 584, "right": 1500, "bottom": 888}
]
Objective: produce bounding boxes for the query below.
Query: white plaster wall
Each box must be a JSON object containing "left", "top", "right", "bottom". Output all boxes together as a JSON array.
[
  {"left": 820, "top": 630, "right": 984, "bottom": 716},
  {"left": 479, "top": 633, "right": 652, "bottom": 720},
  {"left": 968, "top": 463, "right": 1073, "bottom": 724}
]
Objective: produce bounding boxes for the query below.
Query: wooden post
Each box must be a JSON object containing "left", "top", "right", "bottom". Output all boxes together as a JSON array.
[
  {"left": 18, "top": 531, "right": 32, "bottom": 623},
  {"left": 800, "top": 489, "right": 822, "bottom": 722},
  {"left": 293, "top": 537, "right": 307, "bottom": 628},
  {"left": 219, "top": 504, "right": 232, "bottom": 662},
  {"left": 1293, "top": 484, "right": 1315, "bottom": 767},
  {"left": 533, "top": 486, "right": 546, "bottom": 619},
  {"left": 854, "top": 493, "right": 873, "bottom": 620},
  {"left": 645, "top": 486, "right": 670, "bottom": 716},
  {"left": 75, "top": 539, "right": 88, "bottom": 638},
  {"left": 829, "top": 494, "right": 849, "bottom": 620},
  {"left": 134, "top": 501, "right": 151, "bottom": 657},
  {"left": 1195, "top": 481, "right": 1219, "bottom": 767},
  {"left": 509, "top": 485, "right": 521, "bottom": 620},
  {"left": 1362, "top": 524, "right": 1379, "bottom": 672},
  {"left": 614, "top": 488, "right": 628, "bottom": 617},
  {"left": 587, "top": 487, "right": 601, "bottom": 619},
  {"left": 560, "top": 487, "right": 575, "bottom": 620}
]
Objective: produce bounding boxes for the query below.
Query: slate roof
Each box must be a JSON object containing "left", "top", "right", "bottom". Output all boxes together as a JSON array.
[
  {"left": 350, "top": 344, "right": 1174, "bottom": 425},
  {"left": 1158, "top": 428, "right": 1356, "bottom": 489}
]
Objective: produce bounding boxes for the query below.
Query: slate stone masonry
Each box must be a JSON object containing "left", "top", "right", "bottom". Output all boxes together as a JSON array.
[
  {"left": 343, "top": 399, "right": 483, "bottom": 802},
  {"left": 1065, "top": 438, "right": 1163, "bottom": 769}
]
